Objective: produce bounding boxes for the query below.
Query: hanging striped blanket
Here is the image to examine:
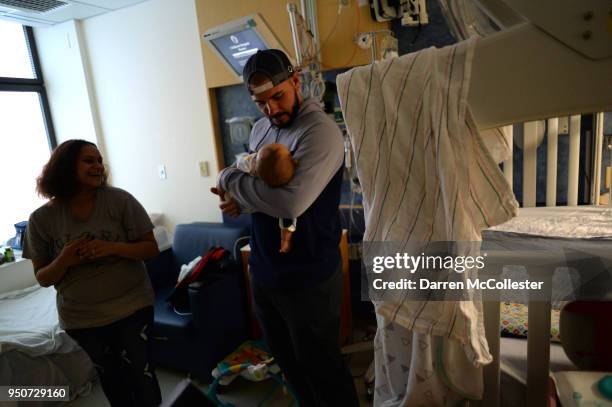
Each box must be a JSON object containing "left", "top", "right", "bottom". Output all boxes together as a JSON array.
[{"left": 337, "top": 38, "right": 518, "bottom": 404}]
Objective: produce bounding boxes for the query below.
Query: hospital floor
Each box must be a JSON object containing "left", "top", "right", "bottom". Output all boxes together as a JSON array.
[{"left": 68, "top": 347, "right": 374, "bottom": 406}]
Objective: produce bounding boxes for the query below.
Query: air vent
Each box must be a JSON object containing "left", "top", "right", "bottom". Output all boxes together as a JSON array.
[{"left": 0, "top": 0, "right": 69, "bottom": 14}]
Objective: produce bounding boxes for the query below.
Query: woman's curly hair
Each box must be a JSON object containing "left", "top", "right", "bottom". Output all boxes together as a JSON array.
[{"left": 36, "top": 139, "right": 107, "bottom": 200}]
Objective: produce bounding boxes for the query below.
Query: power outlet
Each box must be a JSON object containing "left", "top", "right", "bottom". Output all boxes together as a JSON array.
[{"left": 199, "top": 161, "right": 210, "bottom": 177}]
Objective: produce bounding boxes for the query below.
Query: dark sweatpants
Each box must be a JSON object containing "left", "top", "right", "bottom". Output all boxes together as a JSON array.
[
  {"left": 252, "top": 263, "right": 359, "bottom": 407},
  {"left": 66, "top": 306, "right": 161, "bottom": 407}
]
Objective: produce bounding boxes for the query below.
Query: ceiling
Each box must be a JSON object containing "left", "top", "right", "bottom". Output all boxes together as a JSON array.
[{"left": 0, "top": 0, "right": 149, "bottom": 26}]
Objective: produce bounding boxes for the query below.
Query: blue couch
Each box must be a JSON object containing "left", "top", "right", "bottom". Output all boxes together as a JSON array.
[{"left": 145, "top": 219, "right": 250, "bottom": 382}]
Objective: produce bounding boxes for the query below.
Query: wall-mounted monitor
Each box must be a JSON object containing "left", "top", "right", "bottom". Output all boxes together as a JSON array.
[{"left": 203, "top": 14, "right": 286, "bottom": 80}]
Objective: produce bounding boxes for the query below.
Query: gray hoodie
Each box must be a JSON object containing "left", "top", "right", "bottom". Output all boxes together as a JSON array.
[{"left": 218, "top": 97, "right": 344, "bottom": 219}]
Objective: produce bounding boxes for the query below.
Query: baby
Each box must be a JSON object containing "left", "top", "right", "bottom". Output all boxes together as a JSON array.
[{"left": 236, "top": 143, "right": 298, "bottom": 253}]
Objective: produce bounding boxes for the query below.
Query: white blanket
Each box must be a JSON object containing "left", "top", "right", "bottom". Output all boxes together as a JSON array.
[{"left": 0, "top": 285, "right": 79, "bottom": 356}]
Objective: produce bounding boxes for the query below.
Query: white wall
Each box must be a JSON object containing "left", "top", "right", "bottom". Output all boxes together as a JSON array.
[
  {"left": 34, "top": 20, "right": 98, "bottom": 145},
  {"left": 35, "top": 0, "right": 222, "bottom": 231}
]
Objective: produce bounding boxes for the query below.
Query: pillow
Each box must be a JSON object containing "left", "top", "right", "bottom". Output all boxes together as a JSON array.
[{"left": 500, "top": 302, "right": 561, "bottom": 343}]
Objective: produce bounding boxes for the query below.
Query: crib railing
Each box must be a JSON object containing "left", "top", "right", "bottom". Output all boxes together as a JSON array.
[
  {"left": 500, "top": 113, "right": 607, "bottom": 209},
  {"left": 482, "top": 112, "right": 607, "bottom": 407}
]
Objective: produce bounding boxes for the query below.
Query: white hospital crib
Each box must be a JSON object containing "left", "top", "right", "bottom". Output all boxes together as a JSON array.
[{"left": 481, "top": 112, "right": 612, "bottom": 407}]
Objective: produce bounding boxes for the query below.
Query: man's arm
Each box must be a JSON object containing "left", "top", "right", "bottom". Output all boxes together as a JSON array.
[
  {"left": 213, "top": 156, "right": 256, "bottom": 215},
  {"left": 218, "top": 120, "right": 344, "bottom": 219}
]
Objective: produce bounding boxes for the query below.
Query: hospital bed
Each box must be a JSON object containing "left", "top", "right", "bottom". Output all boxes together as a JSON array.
[
  {"left": 0, "top": 257, "right": 96, "bottom": 406},
  {"left": 482, "top": 205, "right": 612, "bottom": 407},
  {"left": 452, "top": 0, "right": 612, "bottom": 405},
  {"left": 0, "top": 226, "right": 174, "bottom": 404},
  {"left": 322, "top": 0, "right": 609, "bottom": 403}
]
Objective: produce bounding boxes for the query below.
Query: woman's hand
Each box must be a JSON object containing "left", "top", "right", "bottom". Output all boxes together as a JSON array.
[
  {"left": 80, "top": 239, "right": 117, "bottom": 260},
  {"left": 57, "top": 236, "right": 91, "bottom": 267},
  {"left": 79, "top": 232, "right": 159, "bottom": 261},
  {"left": 33, "top": 236, "right": 91, "bottom": 287}
]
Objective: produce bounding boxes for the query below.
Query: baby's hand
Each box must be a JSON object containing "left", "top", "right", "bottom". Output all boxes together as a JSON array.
[{"left": 279, "top": 229, "right": 293, "bottom": 253}]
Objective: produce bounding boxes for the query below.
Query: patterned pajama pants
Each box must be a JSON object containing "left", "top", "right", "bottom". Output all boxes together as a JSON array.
[
  {"left": 66, "top": 306, "right": 161, "bottom": 407},
  {"left": 373, "top": 314, "right": 483, "bottom": 407}
]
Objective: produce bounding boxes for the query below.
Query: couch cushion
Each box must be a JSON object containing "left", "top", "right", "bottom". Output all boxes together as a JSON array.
[
  {"left": 146, "top": 249, "right": 175, "bottom": 292},
  {"left": 173, "top": 222, "right": 248, "bottom": 265},
  {"left": 152, "top": 287, "right": 193, "bottom": 340}
]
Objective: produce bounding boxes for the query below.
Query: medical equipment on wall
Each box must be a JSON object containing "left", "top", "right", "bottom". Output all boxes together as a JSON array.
[
  {"left": 342, "top": 128, "right": 362, "bottom": 194},
  {"left": 369, "top": 0, "right": 429, "bottom": 26},
  {"left": 605, "top": 136, "right": 612, "bottom": 208},
  {"left": 438, "top": 0, "right": 509, "bottom": 40},
  {"left": 202, "top": 15, "right": 282, "bottom": 80},
  {"left": 287, "top": 2, "right": 325, "bottom": 102},
  {"left": 226, "top": 117, "right": 253, "bottom": 145},
  {"left": 355, "top": 29, "right": 398, "bottom": 63}
]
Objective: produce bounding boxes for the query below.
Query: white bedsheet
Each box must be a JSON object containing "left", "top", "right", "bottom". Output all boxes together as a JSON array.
[
  {"left": 484, "top": 205, "right": 612, "bottom": 303},
  {"left": 489, "top": 206, "right": 612, "bottom": 239},
  {"left": 0, "top": 349, "right": 96, "bottom": 403},
  {"left": 0, "top": 285, "right": 79, "bottom": 356},
  {"left": 487, "top": 207, "right": 611, "bottom": 406}
]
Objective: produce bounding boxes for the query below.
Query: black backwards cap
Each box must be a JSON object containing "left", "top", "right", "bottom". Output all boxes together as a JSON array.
[{"left": 242, "top": 49, "right": 294, "bottom": 95}]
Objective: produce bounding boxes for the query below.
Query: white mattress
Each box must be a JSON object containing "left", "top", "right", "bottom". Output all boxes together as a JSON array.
[
  {"left": 484, "top": 205, "right": 612, "bottom": 303},
  {"left": 489, "top": 205, "right": 612, "bottom": 239},
  {"left": 0, "top": 285, "right": 97, "bottom": 403},
  {"left": 0, "top": 349, "right": 96, "bottom": 404},
  {"left": 0, "top": 285, "right": 79, "bottom": 356}
]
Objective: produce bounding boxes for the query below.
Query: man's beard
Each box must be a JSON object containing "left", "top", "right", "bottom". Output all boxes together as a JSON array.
[{"left": 270, "top": 90, "right": 300, "bottom": 129}]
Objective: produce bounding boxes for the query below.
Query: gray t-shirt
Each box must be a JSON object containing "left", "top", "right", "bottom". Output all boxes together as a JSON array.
[{"left": 22, "top": 186, "right": 155, "bottom": 329}]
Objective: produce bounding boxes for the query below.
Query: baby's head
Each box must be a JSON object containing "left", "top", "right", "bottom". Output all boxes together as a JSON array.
[{"left": 255, "top": 143, "right": 297, "bottom": 187}]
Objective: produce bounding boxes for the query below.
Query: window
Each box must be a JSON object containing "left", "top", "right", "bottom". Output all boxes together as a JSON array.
[{"left": 0, "top": 20, "right": 56, "bottom": 245}]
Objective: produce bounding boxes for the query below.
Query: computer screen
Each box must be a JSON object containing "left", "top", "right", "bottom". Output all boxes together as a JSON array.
[{"left": 203, "top": 16, "right": 276, "bottom": 79}]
